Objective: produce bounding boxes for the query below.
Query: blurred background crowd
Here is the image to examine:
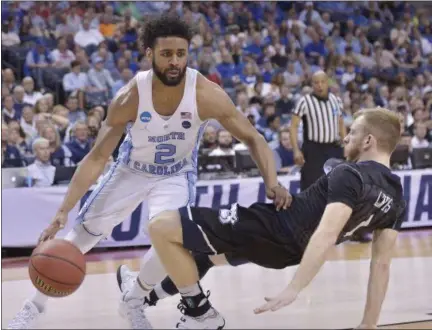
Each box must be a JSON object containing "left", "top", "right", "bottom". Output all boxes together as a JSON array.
[{"left": 1, "top": 1, "right": 432, "bottom": 179}]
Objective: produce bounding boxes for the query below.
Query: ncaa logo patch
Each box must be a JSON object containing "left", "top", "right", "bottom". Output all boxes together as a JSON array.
[
  {"left": 140, "top": 111, "right": 152, "bottom": 123},
  {"left": 182, "top": 121, "right": 191, "bottom": 129}
]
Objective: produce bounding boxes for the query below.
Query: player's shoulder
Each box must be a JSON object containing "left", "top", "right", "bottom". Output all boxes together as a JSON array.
[
  {"left": 324, "top": 158, "right": 364, "bottom": 182},
  {"left": 196, "top": 71, "right": 223, "bottom": 95},
  {"left": 134, "top": 69, "right": 152, "bottom": 81},
  {"left": 196, "top": 72, "right": 233, "bottom": 120}
]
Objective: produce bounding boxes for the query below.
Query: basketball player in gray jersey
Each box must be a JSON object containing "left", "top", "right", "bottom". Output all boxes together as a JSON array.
[{"left": 8, "top": 14, "right": 291, "bottom": 329}]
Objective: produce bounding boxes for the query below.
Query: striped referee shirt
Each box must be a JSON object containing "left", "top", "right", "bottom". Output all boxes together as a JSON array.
[{"left": 293, "top": 93, "right": 343, "bottom": 144}]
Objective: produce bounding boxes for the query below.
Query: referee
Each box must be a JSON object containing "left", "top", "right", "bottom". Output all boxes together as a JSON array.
[{"left": 289, "top": 71, "right": 346, "bottom": 191}]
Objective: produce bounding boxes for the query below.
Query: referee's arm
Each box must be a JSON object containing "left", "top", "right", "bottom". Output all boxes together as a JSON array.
[{"left": 289, "top": 97, "right": 306, "bottom": 166}]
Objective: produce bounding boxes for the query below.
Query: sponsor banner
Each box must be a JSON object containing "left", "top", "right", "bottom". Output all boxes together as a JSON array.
[{"left": 2, "top": 170, "right": 431, "bottom": 248}]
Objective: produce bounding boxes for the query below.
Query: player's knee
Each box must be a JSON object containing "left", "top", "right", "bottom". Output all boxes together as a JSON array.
[
  {"left": 63, "top": 224, "right": 104, "bottom": 254},
  {"left": 148, "top": 211, "right": 182, "bottom": 241}
]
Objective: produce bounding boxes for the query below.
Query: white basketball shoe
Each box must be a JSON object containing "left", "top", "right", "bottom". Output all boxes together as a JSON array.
[
  {"left": 117, "top": 265, "right": 153, "bottom": 329},
  {"left": 8, "top": 300, "right": 42, "bottom": 329}
]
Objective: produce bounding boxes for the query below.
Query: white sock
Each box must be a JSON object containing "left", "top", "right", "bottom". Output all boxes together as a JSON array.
[
  {"left": 30, "top": 292, "right": 48, "bottom": 312},
  {"left": 29, "top": 224, "right": 101, "bottom": 311},
  {"left": 153, "top": 283, "right": 171, "bottom": 300},
  {"left": 178, "top": 283, "right": 202, "bottom": 297},
  {"left": 125, "top": 248, "right": 167, "bottom": 300},
  {"left": 137, "top": 247, "right": 167, "bottom": 286}
]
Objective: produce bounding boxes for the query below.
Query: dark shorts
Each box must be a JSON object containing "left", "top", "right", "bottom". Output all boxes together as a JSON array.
[{"left": 180, "top": 203, "right": 303, "bottom": 269}]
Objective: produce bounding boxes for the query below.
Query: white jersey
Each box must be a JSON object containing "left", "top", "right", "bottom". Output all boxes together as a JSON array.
[{"left": 117, "top": 68, "right": 207, "bottom": 178}]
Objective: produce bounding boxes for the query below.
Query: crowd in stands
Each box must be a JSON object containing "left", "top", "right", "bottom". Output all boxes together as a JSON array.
[{"left": 1, "top": 1, "right": 432, "bottom": 181}]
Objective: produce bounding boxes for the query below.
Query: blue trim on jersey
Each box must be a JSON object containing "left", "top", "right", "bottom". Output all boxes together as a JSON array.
[
  {"left": 186, "top": 171, "right": 196, "bottom": 206},
  {"left": 191, "top": 122, "right": 208, "bottom": 172},
  {"left": 76, "top": 160, "right": 121, "bottom": 236},
  {"left": 118, "top": 132, "right": 133, "bottom": 165}
]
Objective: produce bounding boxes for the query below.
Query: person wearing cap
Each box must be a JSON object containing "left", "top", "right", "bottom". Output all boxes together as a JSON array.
[
  {"left": 87, "top": 56, "right": 115, "bottom": 97},
  {"left": 24, "top": 38, "right": 53, "bottom": 89}
]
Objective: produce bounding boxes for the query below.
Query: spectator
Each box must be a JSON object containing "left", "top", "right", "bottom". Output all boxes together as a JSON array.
[
  {"left": 12, "top": 85, "right": 28, "bottom": 114},
  {"left": 2, "top": 95, "right": 20, "bottom": 124},
  {"left": 88, "top": 57, "right": 115, "bottom": 91},
  {"left": 74, "top": 18, "right": 104, "bottom": 49},
  {"left": 20, "top": 104, "right": 38, "bottom": 142},
  {"left": 341, "top": 61, "right": 357, "bottom": 86},
  {"left": 298, "top": 2, "right": 321, "bottom": 25},
  {"left": 201, "top": 126, "right": 218, "bottom": 150},
  {"left": 112, "top": 68, "right": 134, "bottom": 97},
  {"left": 99, "top": 14, "right": 116, "bottom": 38},
  {"left": 2, "top": 68, "right": 16, "bottom": 93},
  {"left": 22, "top": 77, "right": 43, "bottom": 106},
  {"left": 40, "top": 123, "right": 72, "bottom": 167},
  {"left": 86, "top": 115, "right": 101, "bottom": 140},
  {"left": 8, "top": 126, "right": 32, "bottom": 161},
  {"left": 319, "top": 12, "right": 334, "bottom": 35},
  {"left": 257, "top": 103, "right": 276, "bottom": 130},
  {"left": 276, "top": 86, "right": 295, "bottom": 117},
  {"left": 66, "top": 6, "right": 82, "bottom": 35},
  {"left": 273, "top": 127, "right": 295, "bottom": 172},
  {"left": 65, "top": 96, "right": 86, "bottom": 125},
  {"left": 1, "top": 123, "right": 23, "bottom": 168},
  {"left": 91, "top": 42, "right": 116, "bottom": 73},
  {"left": 1, "top": 18, "right": 20, "bottom": 47},
  {"left": 66, "top": 121, "right": 91, "bottom": 165},
  {"left": 27, "top": 137, "right": 56, "bottom": 187},
  {"left": 24, "top": 39, "right": 53, "bottom": 88},
  {"left": 264, "top": 114, "right": 281, "bottom": 146},
  {"left": 50, "top": 37, "right": 76, "bottom": 69},
  {"left": 411, "top": 122, "right": 430, "bottom": 149},
  {"left": 62, "top": 60, "right": 90, "bottom": 96},
  {"left": 209, "top": 129, "right": 235, "bottom": 156}
]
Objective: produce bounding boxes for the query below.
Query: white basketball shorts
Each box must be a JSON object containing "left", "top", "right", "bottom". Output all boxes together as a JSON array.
[{"left": 76, "top": 161, "right": 196, "bottom": 237}]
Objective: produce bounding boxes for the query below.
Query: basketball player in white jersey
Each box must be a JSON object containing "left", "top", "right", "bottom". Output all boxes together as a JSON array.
[{"left": 8, "top": 14, "right": 291, "bottom": 329}]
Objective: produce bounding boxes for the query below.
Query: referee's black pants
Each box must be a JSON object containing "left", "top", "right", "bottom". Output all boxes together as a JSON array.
[{"left": 300, "top": 140, "right": 344, "bottom": 191}]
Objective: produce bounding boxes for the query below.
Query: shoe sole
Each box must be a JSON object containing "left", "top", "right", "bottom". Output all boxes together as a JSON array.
[{"left": 219, "top": 318, "right": 226, "bottom": 329}]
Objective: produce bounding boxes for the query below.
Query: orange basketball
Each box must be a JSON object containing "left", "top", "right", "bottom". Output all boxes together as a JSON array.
[{"left": 28, "top": 239, "right": 86, "bottom": 297}]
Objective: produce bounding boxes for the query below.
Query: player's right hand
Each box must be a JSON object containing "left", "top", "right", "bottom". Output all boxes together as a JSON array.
[
  {"left": 266, "top": 184, "right": 292, "bottom": 211},
  {"left": 293, "top": 150, "right": 305, "bottom": 166},
  {"left": 38, "top": 211, "right": 68, "bottom": 244}
]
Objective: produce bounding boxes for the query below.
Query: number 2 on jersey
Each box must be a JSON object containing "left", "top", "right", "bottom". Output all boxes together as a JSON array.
[
  {"left": 154, "top": 144, "right": 176, "bottom": 164},
  {"left": 343, "top": 214, "right": 374, "bottom": 238}
]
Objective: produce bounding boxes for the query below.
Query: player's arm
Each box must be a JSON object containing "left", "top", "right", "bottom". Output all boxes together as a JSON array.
[
  {"left": 58, "top": 79, "right": 138, "bottom": 214},
  {"left": 255, "top": 165, "right": 362, "bottom": 314},
  {"left": 358, "top": 227, "right": 399, "bottom": 328},
  {"left": 197, "top": 76, "right": 291, "bottom": 210}
]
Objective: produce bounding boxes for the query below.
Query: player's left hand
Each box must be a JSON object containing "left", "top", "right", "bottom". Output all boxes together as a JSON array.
[
  {"left": 266, "top": 184, "right": 292, "bottom": 211},
  {"left": 253, "top": 288, "right": 298, "bottom": 314}
]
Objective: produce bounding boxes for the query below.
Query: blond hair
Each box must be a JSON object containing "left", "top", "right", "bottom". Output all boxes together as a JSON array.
[{"left": 354, "top": 107, "right": 401, "bottom": 154}]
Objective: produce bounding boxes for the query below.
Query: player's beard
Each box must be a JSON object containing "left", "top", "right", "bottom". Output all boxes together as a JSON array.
[
  {"left": 345, "top": 143, "right": 362, "bottom": 162},
  {"left": 152, "top": 59, "right": 187, "bottom": 87}
]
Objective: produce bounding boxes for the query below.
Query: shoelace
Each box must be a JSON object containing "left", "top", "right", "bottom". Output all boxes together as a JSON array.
[{"left": 9, "top": 306, "right": 36, "bottom": 329}]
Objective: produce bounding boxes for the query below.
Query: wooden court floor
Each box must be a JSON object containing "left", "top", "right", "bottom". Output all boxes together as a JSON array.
[{"left": 2, "top": 230, "right": 431, "bottom": 329}]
